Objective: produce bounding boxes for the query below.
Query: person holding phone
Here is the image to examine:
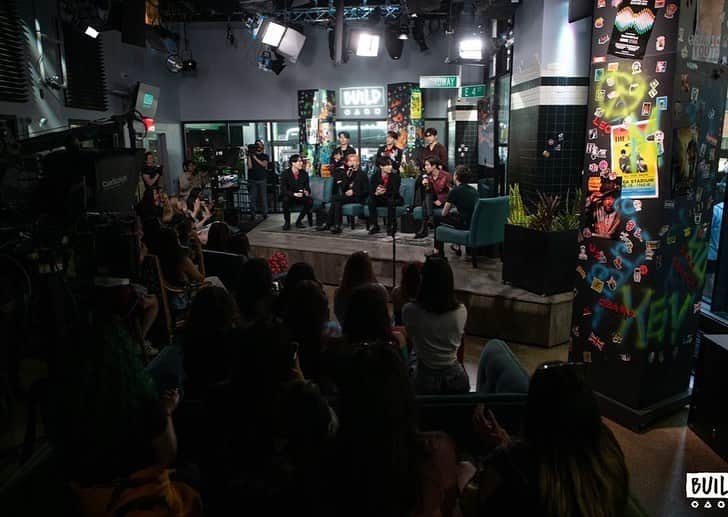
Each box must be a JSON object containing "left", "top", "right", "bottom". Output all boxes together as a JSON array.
[{"left": 280, "top": 154, "right": 314, "bottom": 231}]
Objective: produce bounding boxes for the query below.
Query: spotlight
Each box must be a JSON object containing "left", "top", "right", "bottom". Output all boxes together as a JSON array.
[
  {"left": 262, "top": 20, "right": 286, "bottom": 47},
  {"left": 84, "top": 25, "right": 99, "bottom": 38},
  {"left": 385, "top": 28, "right": 404, "bottom": 60},
  {"left": 356, "top": 32, "right": 380, "bottom": 57},
  {"left": 398, "top": 18, "right": 409, "bottom": 40},
  {"left": 270, "top": 52, "right": 286, "bottom": 75},
  {"left": 459, "top": 37, "right": 483, "bottom": 60},
  {"left": 166, "top": 54, "right": 184, "bottom": 73}
]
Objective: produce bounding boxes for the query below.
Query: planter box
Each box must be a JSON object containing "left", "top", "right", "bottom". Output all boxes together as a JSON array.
[{"left": 502, "top": 225, "right": 578, "bottom": 295}]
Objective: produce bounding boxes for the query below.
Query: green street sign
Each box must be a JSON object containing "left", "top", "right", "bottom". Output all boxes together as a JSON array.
[
  {"left": 419, "top": 75, "right": 460, "bottom": 89},
  {"left": 460, "top": 84, "right": 486, "bottom": 98}
]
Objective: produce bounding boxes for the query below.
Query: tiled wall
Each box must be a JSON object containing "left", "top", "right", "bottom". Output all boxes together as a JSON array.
[{"left": 455, "top": 121, "right": 480, "bottom": 172}]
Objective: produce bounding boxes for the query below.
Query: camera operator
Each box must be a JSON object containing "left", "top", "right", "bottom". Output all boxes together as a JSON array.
[
  {"left": 141, "top": 151, "right": 163, "bottom": 190},
  {"left": 246, "top": 139, "right": 269, "bottom": 221}
]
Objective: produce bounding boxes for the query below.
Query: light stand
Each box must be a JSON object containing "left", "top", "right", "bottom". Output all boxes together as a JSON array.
[{"left": 388, "top": 180, "right": 398, "bottom": 286}]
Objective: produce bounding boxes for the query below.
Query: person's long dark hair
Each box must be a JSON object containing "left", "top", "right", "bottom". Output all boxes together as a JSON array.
[
  {"left": 333, "top": 343, "right": 420, "bottom": 517},
  {"left": 152, "top": 227, "right": 185, "bottom": 285},
  {"left": 400, "top": 261, "right": 423, "bottom": 300},
  {"left": 283, "top": 280, "right": 329, "bottom": 380},
  {"left": 183, "top": 286, "right": 237, "bottom": 393},
  {"left": 525, "top": 362, "right": 629, "bottom": 517},
  {"left": 417, "top": 257, "right": 460, "bottom": 314},
  {"left": 277, "top": 262, "right": 317, "bottom": 317},
  {"left": 234, "top": 258, "right": 273, "bottom": 322},
  {"left": 206, "top": 221, "right": 232, "bottom": 252},
  {"left": 339, "top": 251, "right": 376, "bottom": 293},
  {"left": 343, "top": 284, "right": 392, "bottom": 343}
]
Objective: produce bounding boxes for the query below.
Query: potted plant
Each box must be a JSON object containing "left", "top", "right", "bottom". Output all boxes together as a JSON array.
[{"left": 501, "top": 184, "right": 582, "bottom": 295}]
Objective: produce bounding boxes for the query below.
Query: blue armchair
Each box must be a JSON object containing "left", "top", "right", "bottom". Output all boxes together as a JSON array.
[
  {"left": 310, "top": 176, "right": 333, "bottom": 210},
  {"left": 434, "top": 196, "right": 509, "bottom": 268}
]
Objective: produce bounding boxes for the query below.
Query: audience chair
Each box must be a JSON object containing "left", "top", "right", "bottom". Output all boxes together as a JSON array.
[
  {"left": 434, "top": 196, "right": 509, "bottom": 268},
  {"left": 145, "top": 255, "right": 187, "bottom": 345},
  {"left": 341, "top": 202, "right": 365, "bottom": 230}
]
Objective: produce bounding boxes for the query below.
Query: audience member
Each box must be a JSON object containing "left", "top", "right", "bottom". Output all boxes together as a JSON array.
[
  {"left": 390, "top": 261, "right": 422, "bottom": 325},
  {"left": 234, "top": 258, "right": 274, "bottom": 326},
  {"left": 403, "top": 257, "right": 469, "bottom": 394},
  {"left": 274, "top": 261, "right": 317, "bottom": 317},
  {"left": 459, "top": 362, "right": 631, "bottom": 517},
  {"left": 228, "top": 232, "right": 251, "bottom": 257},
  {"left": 205, "top": 221, "right": 233, "bottom": 252},
  {"left": 334, "top": 251, "right": 387, "bottom": 325},
  {"left": 283, "top": 280, "right": 340, "bottom": 382}
]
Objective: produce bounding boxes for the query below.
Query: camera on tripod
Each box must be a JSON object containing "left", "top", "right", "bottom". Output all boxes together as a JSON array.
[{"left": 246, "top": 143, "right": 259, "bottom": 154}]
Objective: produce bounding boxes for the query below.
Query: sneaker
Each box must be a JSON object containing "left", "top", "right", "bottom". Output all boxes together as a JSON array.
[
  {"left": 282, "top": 222, "right": 291, "bottom": 231},
  {"left": 368, "top": 225, "right": 381, "bottom": 235},
  {"left": 144, "top": 341, "right": 159, "bottom": 356},
  {"left": 414, "top": 228, "right": 428, "bottom": 239},
  {"left": 316, "top": 224, "right": 330, "bottom": 232},
  {"left": 295, "top": 221, "right": 305, "bottom": 229},
  {"left": 331, "top": 226, "right": 343, "bottom": 234}
]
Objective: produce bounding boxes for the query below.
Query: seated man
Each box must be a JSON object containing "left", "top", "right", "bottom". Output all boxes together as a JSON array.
[
  {"left": 367, "top": 157, "right": 403, "bottom": 235},
  {"left": 429, "top": 165, "right": 479, "bottom": 256},
  {"left": 280, "top": 154, "right": 314, "bottom": 231},
  {"left": 414, "top": 156, "right": 452, "bottom": 238},
  {"left": 317, "top": 153, "right": 369, "bottom": 234}
]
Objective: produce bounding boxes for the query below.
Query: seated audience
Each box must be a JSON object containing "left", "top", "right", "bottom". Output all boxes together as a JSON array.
[
  {"left": 476, "top": 339, "right": 530, "bottom": 394},
  {"left": 228, "top": 232, "right": 251, "bottom": 257},
  {"left": 403, "top": 257, "right": 469, "bottom": 394},
  {"left": 459, "top": 362, "right": 631, "bottom": 517},
  {"left": 334, "top": 251, "right": 387, "bottom": 325},
  {"left": 390, "top": 261, "right": 422, "bottom": 326},
  {"left": 234, "top": 257, "right": 274, "bottom": 327}
]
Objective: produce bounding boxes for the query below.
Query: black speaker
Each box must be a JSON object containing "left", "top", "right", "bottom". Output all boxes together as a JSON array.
[{"left": 688, "top": 332, "right": 728, "bottom": 462}]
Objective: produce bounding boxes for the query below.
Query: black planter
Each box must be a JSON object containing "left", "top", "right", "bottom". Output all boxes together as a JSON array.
[{"left": 502, "top": 225, "right": 578, "bottom": 295}]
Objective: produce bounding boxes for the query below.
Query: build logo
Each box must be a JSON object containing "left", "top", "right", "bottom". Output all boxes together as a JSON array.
[{"left": 687, "top": 473, "right": 728, "bottom": 511}]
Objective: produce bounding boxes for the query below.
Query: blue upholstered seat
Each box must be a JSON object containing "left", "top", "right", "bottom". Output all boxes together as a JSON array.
[{"left": 363, "top": 177, "right": 417, "bottom": 224}]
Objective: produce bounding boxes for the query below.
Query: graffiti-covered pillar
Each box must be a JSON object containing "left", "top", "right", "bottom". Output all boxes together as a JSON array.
[
  {"left": 387, "top": 83, "right": 424, "bottom": 167},
  {"left": 571, "top": 0, "right": 728, "bottom": 428},
  {"left": 298, "top": 89, "right": 336, "bottom": 177}
]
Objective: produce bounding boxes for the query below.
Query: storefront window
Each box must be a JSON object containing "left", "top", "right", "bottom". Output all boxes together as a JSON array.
[
  {"left": 272, "top": 121, "right": 299, "bottom": 142},
  {"left": 184, "top": 123, "right": 229, "bottom": 168},
  {"left": 360, "top": 121, "right": 388, "bottom": 167}
]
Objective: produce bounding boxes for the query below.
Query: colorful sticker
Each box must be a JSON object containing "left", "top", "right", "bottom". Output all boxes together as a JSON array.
[
  {"left": 591, "top": 277, "right": 605, "bottom": 293},
  {"left": 656, "top": 60, "right": 667, "bottom": 72}
]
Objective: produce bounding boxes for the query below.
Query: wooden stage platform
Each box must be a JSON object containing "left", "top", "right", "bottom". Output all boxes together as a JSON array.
[{"left": 248, "top": 215, "right": 574, "bottom": 347}]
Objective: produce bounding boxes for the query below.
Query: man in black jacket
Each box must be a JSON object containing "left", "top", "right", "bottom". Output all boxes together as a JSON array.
[
  {"left": 375, "top": 131, "right": 404, "bottom": 173},
  {"left": 280, "top": 154, "right": 313, "bottom": 231},
  {"left": 367, "top": 157, "right": 403, "bottom": 235},
  {"left": 317, "top": 153, "right": 369, "bottom": 234}
]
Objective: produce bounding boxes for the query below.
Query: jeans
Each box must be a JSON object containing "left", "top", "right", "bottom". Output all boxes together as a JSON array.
[
  {"left": 476, "top": 339, "right": 530, "bottom": 394},
  {"left": 248, "top": 179, "right": 268, "bottom": 216},
  {"left": 414, "top": 361, "right": 470, "bottom": 394},
  {"left": 146, "top": 345, "right": 186, "bottom": 397}
]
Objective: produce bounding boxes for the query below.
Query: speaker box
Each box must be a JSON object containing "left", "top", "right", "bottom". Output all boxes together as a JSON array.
[{"left": 688, "top": 333, "right": 728, "bottom": 462}]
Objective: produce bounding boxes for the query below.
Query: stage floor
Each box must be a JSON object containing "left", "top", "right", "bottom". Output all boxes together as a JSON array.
[{"left": 248, "top": 215, "right": 574, "bottom": 347}]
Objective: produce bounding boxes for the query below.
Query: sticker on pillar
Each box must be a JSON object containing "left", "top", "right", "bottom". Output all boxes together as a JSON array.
[
  {"left": 583, "top": 351, "right": 592, "bottom": 363},
  {"left": 632, "top": 61, "right": 642, "bottom": 74},
  {"left": 656, "top": 60, "right": 667, "bottom": 72},
  {"left": 599, "top": 34, "right": 610, "bottom": 45},
  {"left": 588, "top": 332, "right": 605, "bottom": 351},
  {"left": 579, "top": 245, "right": 588, "bottom": 261},
  {"left": 576, "top": 265, "right": 587, "bottom": 279},
  {"left": 594, "top": 68, "right": 605, "bottom": 81},
  {"left": 664, "top": 3, "right": 677, "bottom": 18},
  {"left": 607, "top": 62, "right": 619, "bottom": 72},
  {"left": 656, "top": 35, "right": 666, "bottom": 51},
  {"left": 656, "top": 96, "right": 668, "bottom": 110},
  {"left": 655, "top": 0, "right": 665, "bottom": 7},
  {"left": 633, "top": 267, "right": 642, "bottom": 283},
  {"left": 692, "top": 0, "right": 723, "bottom": 63},
  {"left": 587, "top": 176, "right": 622, "bottom": 239},
  {"left": 648, "top": 88, "right": 658, "bottom": 98},
  {"left": 633, "top": 199, "right": 643, "bottom": 211},
  {"left": 614, "top": 256, "right": 623, "bottom": 269},
  {"left": 691, "top": 87, "right": 700, "bottom": 102},
  {"left": 572, "top": 326, "right": 581, "bottom": 338},
  {"left": 618, "top": 353, "right": 631, "bottom": 362},
  {"left": 608, "top": 2, "right": 656, "bottom": 59},
  {"left": 611, "top": 120, "right": 659, "bottom": 198},
  {"left": 598, "top": 0, "right": 606, "bottom": 7},
  {"left": 607, "top": 276, "right": 617, "bottom": 291},
  {"left": 641, "top": 102, "right": 652, "bottom": 116},
  {"left": 672, "top": 127, "right": 699, "bottom": 197},
  {"left": 595, "top": 17, "right": 605, "bottom": 28},
  {"left": 596, "top": 89, "right": 606, "bottom": 101},
  {"left": 591, "top": 277, "right": 605, "bottom": 293}
]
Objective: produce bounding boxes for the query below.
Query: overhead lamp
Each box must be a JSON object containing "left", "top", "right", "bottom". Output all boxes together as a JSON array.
[
  {"left": 262, "top": 20, "right": 286, "bottom": 47},
  {"left": 166, "top": 54, "right": 184, "bottom": 72},
  {"left": 398, "top": 19, "right": 409, "bottom": 40},
  {"left": 84, "top": 25, "right": 99, "bottom": 38},
  {"left": 356, "top": 32, "right": 380, "bottom": 57},
  {"left": 385, "top": 28, "right": 405, "bottom": 60},
  {"left": 277, "top": 26, "right": 306, "bottom": 63},
  {"left": 459, "top": 37, "right": 483, "bottom": 60}
]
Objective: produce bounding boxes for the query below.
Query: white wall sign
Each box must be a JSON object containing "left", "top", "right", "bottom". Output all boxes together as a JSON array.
[{"left": 338, "top": 86, "right": 385, "bottom": 118}]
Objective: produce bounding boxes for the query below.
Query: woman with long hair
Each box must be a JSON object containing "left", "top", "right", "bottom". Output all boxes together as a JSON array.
[
  {"left": 460, "top": 362, "right": 632, "bottom": 517},
  {"left": 151, "top": 227, "right": 205, "bottom": 288},
  {"left": 403, "top": 257, "right": 469, "bottom": 394},
  {"left": 334, "top": 251, "right": 386, "bottom": 326},
  {"left": 275, "top": 262, "right": 317, "bottom": 318},
  {"left": 391, "top": 261, "right": 423, "bottom": 325},
  {"left": 205, "top": 221, "right": 233, "bottom": 252}
]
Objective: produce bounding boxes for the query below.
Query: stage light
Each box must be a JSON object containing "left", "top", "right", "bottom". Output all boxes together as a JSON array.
[
  {"left": 262, "top": 21, "right": 286, "bottom": 47},
  {"left": 277, "top": 26, "right": 306, "bottom": 63},
  {"left": 270, "top": 52, "right": 286, "bottom": 75},
  {"left": 356, "top": 32, "right": 380, "bottom": 57},
  {"left": 166, "top": 54, "right": 184, "bottom": 72},
  {"left": 398, "top": 19, "right": 409, "bottom": 40},
  {"left": 84, "top": 25, "right": 99, "bottom": 38},
  {"left": 459, "top": 37, "right": 483, "bottom": 60}
]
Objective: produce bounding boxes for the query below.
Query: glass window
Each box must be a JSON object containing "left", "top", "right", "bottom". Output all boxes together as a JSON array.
[
  {"left": 272, "top": 121, "right": 299, "bottom": 143},
  {"left": 183, "top": 123, "right": 229, "bottom": 167},
  {"left": 335, "top": 121, "right": 359, "bottom": 151},
  {"left": 360, "top": 121, "right": 387, "bottom": 167},
  {"left": 497, "top": 75, "right": 510, "bottom": 145},
  {"left": 229, "top": 123, "right": 256, "bottom": 147},
  {"left": 272, "top": 145, "right": 300, "bottom": 173}
]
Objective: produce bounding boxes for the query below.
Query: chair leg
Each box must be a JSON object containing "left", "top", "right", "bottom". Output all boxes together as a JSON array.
[
  {"left": 472, "top": 250, "right": 478, "bottom": 268},
  {"left": 350, "top": 216, "right": 355, "bottom": 230}
]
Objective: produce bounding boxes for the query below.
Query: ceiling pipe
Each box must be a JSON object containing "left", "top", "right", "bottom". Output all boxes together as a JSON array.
[{"left": 334, "top": 0, "right": 345, "bottom": 64}]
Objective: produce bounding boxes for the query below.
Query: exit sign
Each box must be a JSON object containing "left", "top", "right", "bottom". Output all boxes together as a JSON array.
[
  {"left": 460, "top": 84, "right": 485, "bottom": 98},
  {"left": 420, "top": 75, "right": 460, "bottom": 89}
]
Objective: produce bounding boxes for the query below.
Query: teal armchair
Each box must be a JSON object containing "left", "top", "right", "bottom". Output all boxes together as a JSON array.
[
  {"left": 434, "top": 196, "right": 509, "bottom": 268},
  {"left": 310, "top": 176, "right": 333, "bottom": 210},
  {"left": 364, "top": 177, "right": 417, "bottom": 227}
]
